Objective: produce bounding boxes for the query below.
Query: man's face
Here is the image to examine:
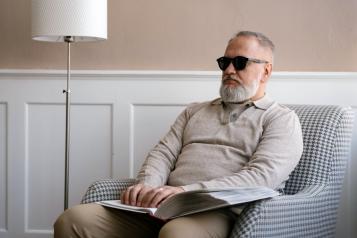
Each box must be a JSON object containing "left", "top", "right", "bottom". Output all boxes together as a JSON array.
[{"left": 219, "top": 36, "right": 272, "bottom": 103}]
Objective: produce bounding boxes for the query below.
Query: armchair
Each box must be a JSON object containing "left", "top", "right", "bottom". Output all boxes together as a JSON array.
[{"left": 81, "top": 104, "right": 354, "bottom": 237}]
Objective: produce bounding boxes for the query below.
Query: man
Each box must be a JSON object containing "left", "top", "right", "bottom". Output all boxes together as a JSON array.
[{"left": 54, "top": 31, "right": 303, "bottom": 238}]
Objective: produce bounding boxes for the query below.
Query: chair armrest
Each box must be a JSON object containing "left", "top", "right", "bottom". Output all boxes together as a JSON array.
[
  {"left": 229, "top": 184, "right": 334, "bottom": 238},
  {"left": 81, "top": 178, "right": 136, "bottom": 204}
]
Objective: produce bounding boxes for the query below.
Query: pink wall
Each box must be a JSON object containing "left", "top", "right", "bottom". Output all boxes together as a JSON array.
[{"left": 1, "top": 0, "right": 357, "bottom": 71}]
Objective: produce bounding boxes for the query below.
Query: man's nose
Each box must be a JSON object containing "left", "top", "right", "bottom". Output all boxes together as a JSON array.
[{"left": 224, "top": 62, "right": 236, "bottom": 74}]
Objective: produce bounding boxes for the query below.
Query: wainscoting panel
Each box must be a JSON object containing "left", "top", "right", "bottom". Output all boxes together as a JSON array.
[
  {"left": 69, "top": 104, "right": 114, "bottom": 205},
  {"left": 25, "top": 103, "right": 113, "bottom": 232},
  {"left": 0, "top": 70, "right": 356, "bottom": 238},
  {"left": 0, "top": 103, "right": 7, "bottom": 234},
  {"left": 26, "top": 103, "right": 65, "bottom": 232}
]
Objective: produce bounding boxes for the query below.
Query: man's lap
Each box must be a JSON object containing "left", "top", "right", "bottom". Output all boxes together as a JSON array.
[{"left": 54, "top": 203, "right": 235, "bottom": 238}]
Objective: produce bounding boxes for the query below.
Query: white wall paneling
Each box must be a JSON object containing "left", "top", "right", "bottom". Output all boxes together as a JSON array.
[
  {"left": 0, "top": 70, "right": 356, "bottom": 238},
  {"left": 131, "top": 104, "right": 186, "bottom": 176},
  {"left": 25, "top": 103, "right": 113, "bottom": 233},
  {"left": 0, "top": 102, "right": 8, "bottom": 234}
]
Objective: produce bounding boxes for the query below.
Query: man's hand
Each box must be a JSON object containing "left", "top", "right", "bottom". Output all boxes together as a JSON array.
[{"left": 120, "top": 184, "right": 184, "bottom": 208}]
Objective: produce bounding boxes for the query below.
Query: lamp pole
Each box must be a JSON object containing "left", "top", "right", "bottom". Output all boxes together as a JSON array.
[{"left": 63, "top": 36, "right": 74, "bottom": 210}]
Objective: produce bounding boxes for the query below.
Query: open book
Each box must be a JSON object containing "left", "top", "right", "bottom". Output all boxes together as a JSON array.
[{"left": 97, "top": 186, "right": 279, "bottom": 220}]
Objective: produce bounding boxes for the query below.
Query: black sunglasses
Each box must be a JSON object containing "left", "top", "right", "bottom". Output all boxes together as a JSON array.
[{"left": 216, "top": 56, "right": 269, "bottom": 71}]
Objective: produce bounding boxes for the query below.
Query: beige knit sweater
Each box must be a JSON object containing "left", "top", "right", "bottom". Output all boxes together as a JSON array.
[{"left": 137, "top": 95, "right": 303, "bottom": 191}]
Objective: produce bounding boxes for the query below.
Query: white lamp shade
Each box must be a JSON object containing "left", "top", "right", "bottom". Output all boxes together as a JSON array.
[{"left": 31, "top": 0, "right": 107, "bottom": 42}]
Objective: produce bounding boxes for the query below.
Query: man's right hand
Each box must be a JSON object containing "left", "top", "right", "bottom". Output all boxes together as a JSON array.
[{"left": 120, "top": 184, "right": 153, "bottom": 207}]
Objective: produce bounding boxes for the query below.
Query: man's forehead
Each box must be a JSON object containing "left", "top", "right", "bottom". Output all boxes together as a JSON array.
[
  {"left": 226, "top": 36, "right": 260, "bottom": 52},
  {"left": 225, "top": 36, "right": 272, "bottom": 59}
]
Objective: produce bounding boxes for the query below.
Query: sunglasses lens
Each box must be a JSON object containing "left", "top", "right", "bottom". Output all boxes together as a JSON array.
[
  {"left": 232, "top": 56, "right": 248, "bottom": 71},
  {"left": 217, "top": 57, "right": 230, "bottom": 71}
]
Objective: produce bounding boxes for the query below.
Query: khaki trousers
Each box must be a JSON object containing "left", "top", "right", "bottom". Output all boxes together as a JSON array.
[{"left": 54, "top": 203, "right": 236, "bottom": 238}]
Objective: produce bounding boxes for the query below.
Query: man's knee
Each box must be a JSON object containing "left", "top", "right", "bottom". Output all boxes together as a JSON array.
[
  {"left": 158, "top": 210, "right": 234, "bottom": 238},
  {"left": 53, "top": 203, "right": 102, "bottom": 238},
  {"left": 159, "top": 217, "right": 197, "bottom": 238}
]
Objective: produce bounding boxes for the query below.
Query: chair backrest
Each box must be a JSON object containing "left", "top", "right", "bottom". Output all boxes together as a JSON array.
[{"left": 283, "top": 105, "right": 354, "bottom": 195}]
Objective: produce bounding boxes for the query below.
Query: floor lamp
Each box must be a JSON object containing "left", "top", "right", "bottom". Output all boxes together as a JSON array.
[{"left": 31, "top": 0, "right": 107, "bottom": 210}]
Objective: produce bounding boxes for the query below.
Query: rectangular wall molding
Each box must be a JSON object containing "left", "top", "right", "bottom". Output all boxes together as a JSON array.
[
  {"left": 0, "top": 69, "right": 356, "bottom": 238},
  {"left": 0, "top": 102, "right": 8, "bottom": 233},
  {"left": 24, "top": 103, "right": 113, "bottom": 233}
]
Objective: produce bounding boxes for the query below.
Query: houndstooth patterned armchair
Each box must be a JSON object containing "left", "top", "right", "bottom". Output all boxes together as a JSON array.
[{"left": 81, "top": 104, "right": 354, "bottom": 238}]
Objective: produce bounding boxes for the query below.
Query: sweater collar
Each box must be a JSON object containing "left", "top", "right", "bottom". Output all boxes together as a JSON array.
[{"left": 211, "top": 94, "right": 274, "bottom": 110}]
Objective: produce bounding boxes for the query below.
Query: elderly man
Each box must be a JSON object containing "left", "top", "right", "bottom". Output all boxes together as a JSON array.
[{"left": 54, "top": 31, "right": 303, "bottom": 238}]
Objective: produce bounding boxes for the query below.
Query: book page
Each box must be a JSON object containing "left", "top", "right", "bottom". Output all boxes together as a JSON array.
[{"left": 97, "top": 200, "right": 158, "bottom": 215}]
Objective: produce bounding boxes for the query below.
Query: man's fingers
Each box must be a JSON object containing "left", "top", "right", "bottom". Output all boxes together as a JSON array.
[
  {"left": 121, "top": 184, "right": 146, "bottom": 206},
  {"left": 122, "top": 185, "right": 134, "bottom": 205},
  {"left": 141, "top": 186, "right": 183, "bottom": 208},
  {"left": 128, "top": 186, "right": 141, "bottom": 206},
  {"left": 136, "top": 186, "right": 152, "bottom": 207},
  {"left": 141, "top": 187, "right": 166, "bottom": 208},
  {"left": 149, "top": 188, "right": 172, "bottom": 207},
  {"left": 121, "top": 186, "right": 130, "bottom": 204}
]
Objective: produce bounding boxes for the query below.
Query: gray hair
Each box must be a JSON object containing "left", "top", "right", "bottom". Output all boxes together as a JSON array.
[{"left": 231, "top": 31, "right": 275, "bottom": 53}]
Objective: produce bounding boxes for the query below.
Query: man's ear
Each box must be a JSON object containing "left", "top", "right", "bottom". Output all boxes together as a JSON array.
[{"left": 261, "top": 63, "right": 272, "bottom": 83}]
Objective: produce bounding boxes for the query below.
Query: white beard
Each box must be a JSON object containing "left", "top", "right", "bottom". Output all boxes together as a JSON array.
[{"left": 219, "top": 77, "right": 260, "bottom": 103}]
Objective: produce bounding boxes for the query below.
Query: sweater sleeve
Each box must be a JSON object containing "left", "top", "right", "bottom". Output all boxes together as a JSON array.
[{"left": 181, "top": 109, "right": 303, "bottom": 191}]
